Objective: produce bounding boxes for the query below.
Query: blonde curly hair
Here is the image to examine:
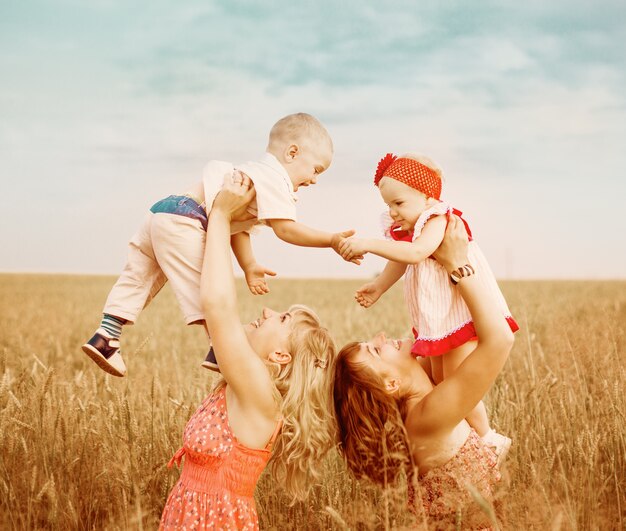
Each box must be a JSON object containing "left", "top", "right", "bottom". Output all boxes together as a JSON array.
[{"left": 214, "top": 304, "right": 336, "bottom": 502}]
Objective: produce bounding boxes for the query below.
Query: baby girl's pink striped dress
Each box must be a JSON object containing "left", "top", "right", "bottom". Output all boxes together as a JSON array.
[{"left": 382, "top": 201, "right": 519, "bottom": 357}]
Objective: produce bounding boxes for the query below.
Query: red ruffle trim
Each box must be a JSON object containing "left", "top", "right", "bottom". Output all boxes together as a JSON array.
[
  {"left": 412, "top": 317, "right": 519, "bottom": 357},
  {"left": 389, "top": 222, "right": 414, "bottom": 242},
  {"left": 388, "top": 207, "right": 474, "bottom": 243}
]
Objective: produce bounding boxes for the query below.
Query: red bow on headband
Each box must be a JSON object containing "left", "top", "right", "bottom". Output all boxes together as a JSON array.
[{"left": 374, "top": 153, "right": 397, "bottom": 186}]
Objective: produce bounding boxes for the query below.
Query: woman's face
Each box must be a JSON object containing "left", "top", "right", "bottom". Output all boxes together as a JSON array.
[
  {"left": 245, "top": 307, "right": 293, "bottom": 359},
  {"left": 352, "top": 332, "right": 415, "bottom": 379},
  {"left": 352, "top": 332, "right": 431, "bottom": 398}
]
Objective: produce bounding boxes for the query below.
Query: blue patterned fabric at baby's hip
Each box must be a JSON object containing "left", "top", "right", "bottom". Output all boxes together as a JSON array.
[{"left": 150, "top": 195, "right": 208, "bottom": 230}]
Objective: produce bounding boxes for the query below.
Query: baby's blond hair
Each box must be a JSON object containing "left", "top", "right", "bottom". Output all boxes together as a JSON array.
[
  {"left": 213, "top": 304, "right": 336, "bottom": 502},
  {"left": 268, "top": 113, "right": 333, "bottom": 154}
]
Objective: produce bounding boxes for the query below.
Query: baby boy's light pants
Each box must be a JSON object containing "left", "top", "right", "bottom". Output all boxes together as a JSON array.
[{"left": 103, "top": 196, "right": 207, "bottom": 325}]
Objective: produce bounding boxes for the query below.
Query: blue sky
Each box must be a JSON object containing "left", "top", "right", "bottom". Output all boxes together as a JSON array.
[{"left": 1, "top": 0, "right": 625, "bottom": 278}]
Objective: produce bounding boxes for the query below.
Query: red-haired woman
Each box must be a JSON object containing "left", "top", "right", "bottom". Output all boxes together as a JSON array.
[{"left": 333, "top": 216, "right": 515, "bottom": 529}]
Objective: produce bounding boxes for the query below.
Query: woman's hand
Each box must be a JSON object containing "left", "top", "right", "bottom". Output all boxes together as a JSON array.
[
  {"left": 213, "top": 171, "right": 256, "bottom": 221},
  {"left": 432, "top": 215, "right": 469, "bottom": 273}
]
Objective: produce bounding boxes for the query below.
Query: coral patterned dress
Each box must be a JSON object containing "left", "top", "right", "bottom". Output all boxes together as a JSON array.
[
  {"left": 159, "top": 386, "right": 282, "bottom": 530},
  {"left": 415, "top": 429, "right": 502, "bottom": 530},
  {"left": 382, "top": 201, "right": 519, "bottom": 357}
]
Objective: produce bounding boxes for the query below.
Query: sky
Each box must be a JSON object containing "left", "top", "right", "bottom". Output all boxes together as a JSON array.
[{"left": 1, "top": 0, "right": 625, "bottom": 279}]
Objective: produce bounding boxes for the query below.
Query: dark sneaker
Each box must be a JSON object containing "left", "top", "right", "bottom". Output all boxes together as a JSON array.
[
  {"left": 81, "top": 328, "right": 127, "bottom": 377},
  {"left": 200, "top": 347, "right": 220, "bottom": 372}
]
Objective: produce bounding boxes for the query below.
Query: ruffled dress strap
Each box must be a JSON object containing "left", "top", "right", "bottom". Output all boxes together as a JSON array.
[
  {"left": 411, "top": 201, "right": 451, "bottom": 240},
  {"left": 380, "top": 211, "right": 395, "bottom": 240},
  {"left": 264, "top": 419, "right": 283, "bottom": 451},
  {"left": 380, "top": 211, "right": 414, "bottom": 242},
  {"left": 380, "top": 202, "right": 462, "bottom": 243},
  {"left": 450, "top": 207, "right": 473, "bottom": 241}
]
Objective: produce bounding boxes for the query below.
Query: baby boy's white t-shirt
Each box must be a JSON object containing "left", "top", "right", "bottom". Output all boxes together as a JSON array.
[{"left": 202, "top": 153, "right": 298, "bottom": 234}]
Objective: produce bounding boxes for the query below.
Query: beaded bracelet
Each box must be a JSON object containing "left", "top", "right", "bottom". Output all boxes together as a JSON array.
[{"left": 450, "top": 264, "right": 476, "bottom": 285}]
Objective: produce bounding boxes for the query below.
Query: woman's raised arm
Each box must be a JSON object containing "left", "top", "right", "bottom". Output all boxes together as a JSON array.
[
  {"left": 200, "top": 175, "right": 277, "bottom": 416},
  {"left": 408, "top": 216, "right": 515, "bottom": 436}
]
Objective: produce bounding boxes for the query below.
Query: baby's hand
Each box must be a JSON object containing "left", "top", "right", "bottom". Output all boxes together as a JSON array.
[
  {"left": 331, "top": 230, "right": 363, "bottom": 265},
  {"left": 338, "top": 237, "right": 369, "bottom": 263},
  {"left": 244, "top": 263, "right": 277, "bottom": 295},
  {"left": 355, "top": 282, "right": 383, "bottom": 308}
]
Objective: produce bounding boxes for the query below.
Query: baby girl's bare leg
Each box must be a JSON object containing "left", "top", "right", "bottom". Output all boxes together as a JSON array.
[
  {"left": 443, "top": 340, "right": 490, "bottom": 437},
  {"left": 430, "top": 356, "right": 444, "bottom": 384}
]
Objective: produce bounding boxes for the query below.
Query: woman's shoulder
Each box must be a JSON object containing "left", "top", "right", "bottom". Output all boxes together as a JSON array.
[{"left": 223, "top": 384, "right": 282, "bottom": 450}]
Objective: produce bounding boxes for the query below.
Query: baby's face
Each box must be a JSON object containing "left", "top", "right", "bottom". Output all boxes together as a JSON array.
[
  {"left": 379, "top": 177, "right": 430, "bottom": 231},
  {"left": 284, "top": 139, "right": 332, "bottom": 191}
]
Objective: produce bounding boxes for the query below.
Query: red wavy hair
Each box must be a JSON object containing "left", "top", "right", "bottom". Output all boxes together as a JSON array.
[{"left": 332, "top": 342, "right": 413, "bottom": 486}]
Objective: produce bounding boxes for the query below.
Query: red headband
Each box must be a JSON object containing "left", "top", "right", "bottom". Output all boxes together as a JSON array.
[{"left": 374, "top": 153, "right": 442, "bottom": 200}]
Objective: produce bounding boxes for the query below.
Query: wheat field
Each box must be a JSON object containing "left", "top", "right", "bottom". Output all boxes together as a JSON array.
[{"left": 0, "top": 274, "right": 624, "bottom": 530}]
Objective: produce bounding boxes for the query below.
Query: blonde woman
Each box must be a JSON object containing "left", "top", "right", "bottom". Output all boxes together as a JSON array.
[
  {"left": 333, "top": 216, "right": 515, "bottom": 529},
  {"left": 160, "top": 174, "right": 336, "bottom": 529}
]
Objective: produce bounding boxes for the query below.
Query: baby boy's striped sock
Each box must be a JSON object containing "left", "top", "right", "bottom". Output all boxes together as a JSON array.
[{"left": 100, "top": 314, "right": 127, "bottom": 339}]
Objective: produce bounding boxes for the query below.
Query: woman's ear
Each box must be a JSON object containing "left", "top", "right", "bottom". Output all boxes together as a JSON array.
[
  {"left": 384, "top": 377, "right": 401, "bottom": 394},
  {"left": 268, "top": 350, "right": 292, "bottom": 366}
]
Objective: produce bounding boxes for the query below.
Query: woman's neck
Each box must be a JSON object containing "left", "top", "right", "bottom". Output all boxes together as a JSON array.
[
  {"left": 400, "top": 365, "right": 434, "bottom": 417},
  {"left": 406, "top": 362, "right": 434, "bottom": 395}
]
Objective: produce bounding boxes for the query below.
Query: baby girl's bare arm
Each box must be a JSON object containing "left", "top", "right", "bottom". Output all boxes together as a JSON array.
[
  {"left": 343, "top": 216, "right": 447, "bottom": 265},
  {"left": 375, "top": 260, "right": 407, "bottom": 291},
  {"left": 355, "top": 259, "right": 407, "bottom": 308}
]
